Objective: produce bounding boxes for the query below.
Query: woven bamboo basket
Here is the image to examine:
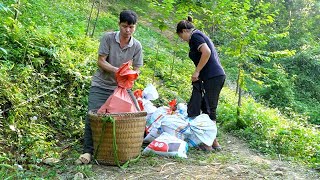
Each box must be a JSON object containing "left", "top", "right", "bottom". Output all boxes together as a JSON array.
[{"left": 89, "top": 110, "right": 147, "bottom": 165}]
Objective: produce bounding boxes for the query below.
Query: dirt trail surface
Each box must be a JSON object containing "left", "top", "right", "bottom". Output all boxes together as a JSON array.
[{"left": 68, "top": 132, "right": 319, "bottom": 180}]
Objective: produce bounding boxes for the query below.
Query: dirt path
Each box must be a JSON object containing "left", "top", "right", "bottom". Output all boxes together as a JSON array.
[{"left": 71, "top": 132, "right": 319, "bottom": 180}]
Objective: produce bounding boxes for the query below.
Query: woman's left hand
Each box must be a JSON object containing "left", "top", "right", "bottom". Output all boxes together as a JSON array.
[{"left": 191, "top": 70, "right": 199, "bottom": 82}]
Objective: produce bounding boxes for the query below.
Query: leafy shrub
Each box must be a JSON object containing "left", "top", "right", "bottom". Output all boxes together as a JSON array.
[
  {"left": 0, "top": 0, "right": 96, "bottom": 176},
  {"left": 218, "top": 88, "right": 320, "bottom": 168},
  {"left": 279, "top": 47, "right": 320, "bottom": 124}
]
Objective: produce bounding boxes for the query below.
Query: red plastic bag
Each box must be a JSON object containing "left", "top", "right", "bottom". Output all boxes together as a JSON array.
[
  {"left": 134, "top": 89, "right": 144, "bottom": 111},
  {"left": 167, "top": 99, "right": 177, "bottom": 114},
  {"left": 116, "top": 61, "right": 138, "bottom": 88},
  {"left": 97, "top": 61, "right": 139, "bottom": 113},
  {"left": 98, "top": 87, "right": 138, "bottom": 113}
]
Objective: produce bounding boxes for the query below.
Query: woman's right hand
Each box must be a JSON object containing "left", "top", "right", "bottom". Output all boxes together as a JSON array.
[{"left": 191, "top": 70, "right": 199, "bottom": 82}]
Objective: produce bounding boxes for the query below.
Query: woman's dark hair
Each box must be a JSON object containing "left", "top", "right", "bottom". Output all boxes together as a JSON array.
[
  {"left": 176, "top": 16, "right": 194, "bottom": 33},
  {"left": 120, "top": 10, "right": 138, "bottom": 25}
]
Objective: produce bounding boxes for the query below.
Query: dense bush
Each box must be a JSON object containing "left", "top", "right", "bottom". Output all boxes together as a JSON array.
[
  {"left": 218, "top": 88, "right": 320, "bottom": 168},
  {"left": 280, "top": 47, "right": 320, "bottom": 125},
  {"left": 0, "top": 0, "right": 97, "bottom": 177}
]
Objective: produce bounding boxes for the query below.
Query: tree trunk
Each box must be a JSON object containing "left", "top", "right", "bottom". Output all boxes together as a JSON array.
[
  {"left": 14, "top": 0, "right": 20, "bottom": 20},
  {"left": 86, "top": 0, "right": 95, "bottom": 36},
  {"left": 237, "top": 87, "right": 242, "bottom": 117},
  {"left": 236, "top": 68, "right": 240, "bottom": 95},
  {"left": 91, "top": 0, "right": 101, "bottom": 37}
]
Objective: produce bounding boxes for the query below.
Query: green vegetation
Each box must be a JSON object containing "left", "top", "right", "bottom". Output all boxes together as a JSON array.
[
  {"left": 218, "top": 88, "right": 320, "bottom": 166},
  {"left": 0, "top": 0, "right": 319, "bottom": 178}
]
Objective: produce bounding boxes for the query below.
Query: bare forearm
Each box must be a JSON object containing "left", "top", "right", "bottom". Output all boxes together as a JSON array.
[
  {"left": 196, "top": 44, "right": 211, "bottom": 73},
  {"left": 196, "top": 53, "right": 210, "bottom": 72},
  {"left": 97, "top": 55, "right": 118, "bottom": 73}
]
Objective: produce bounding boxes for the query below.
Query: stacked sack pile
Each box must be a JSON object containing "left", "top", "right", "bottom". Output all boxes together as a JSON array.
[{"left": 134, "top": 84, "right": 217, "bottom": 158}]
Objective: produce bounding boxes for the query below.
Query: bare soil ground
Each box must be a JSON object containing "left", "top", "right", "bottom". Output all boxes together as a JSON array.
[{"left": 65, "top": 132, "right": 319, "bottom": 180}]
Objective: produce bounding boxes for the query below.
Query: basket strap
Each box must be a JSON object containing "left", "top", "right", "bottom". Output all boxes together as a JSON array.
[
  {"left": 94, "top": 116, "right": 121, "bottom": 167},
  {"left": 94, "top": 116, "right": 142, "bottom": 168},
  {"left": 93, "top": 116, "right": 107, "bottom": 162}
]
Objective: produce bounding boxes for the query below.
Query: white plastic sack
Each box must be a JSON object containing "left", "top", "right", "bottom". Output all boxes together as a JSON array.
[
  {"left": 160, "top": 114, "right": 189, "bottom": 140},
  {"left": 144, "top": 120, "right": 163, "bottom": 143},
  {"left": 176, "top": 103, "right": 188, "bottom": 118},
  {"left": 142, "top": 132, "right": 188, "bottom": 158},
  {"left": 160, "top": 113, "right": 217, "bottom": 147},
  {"left": 145, "top": 106, "right": 169, "bottom": 134},
  {"left": 188, "top": 114, "right": 217, "bottom": 146},
  {"left": 185, "top": 134, "right": 203, "bottom": 147},
  {"left": 142, "top": 99, "right": 157, "bottom": 114},
  {"left": 142, "top": 83, "right": 159, "bottom": 100}
]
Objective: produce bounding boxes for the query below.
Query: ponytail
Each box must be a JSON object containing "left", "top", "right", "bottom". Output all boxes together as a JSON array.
[{"left": 176, "top": 16, "right": 195, "bottom": 34}]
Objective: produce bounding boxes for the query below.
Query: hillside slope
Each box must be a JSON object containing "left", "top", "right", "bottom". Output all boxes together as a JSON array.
[{"left": 0, "top": 0, "right": 319, "bottom": 178}]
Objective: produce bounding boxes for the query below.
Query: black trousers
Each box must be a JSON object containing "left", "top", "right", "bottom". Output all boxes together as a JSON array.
[{"left": 187, "top": 75, "right": 226, "bottom": 120}]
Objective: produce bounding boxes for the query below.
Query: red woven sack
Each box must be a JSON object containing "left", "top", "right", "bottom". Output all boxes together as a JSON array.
[
  {"left": 97, "top": 61, "right": 139, "bottom": 113},
  {"left": 116, "top": 61, "right": 138, "bottom": 89}
]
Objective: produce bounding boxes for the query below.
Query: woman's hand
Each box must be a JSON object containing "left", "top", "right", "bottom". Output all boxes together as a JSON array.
[{"left": 191, "top": 70, "right": 199, "bottom": 82}]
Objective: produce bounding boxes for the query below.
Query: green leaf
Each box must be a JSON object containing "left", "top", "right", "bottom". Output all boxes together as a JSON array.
[
  {"left": 0, "top": 48, "right": 7, "bottom": 55},
  {"left": 0, "top": 3, "right": 13, "bottom": 13},
  {"left": 0, "top": 163, "right": 14, "bottom": 169}
]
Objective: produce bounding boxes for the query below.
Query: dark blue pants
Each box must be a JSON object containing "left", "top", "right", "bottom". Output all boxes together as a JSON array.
[
  {"left": 187, "top": 75, "right": 225, "bottom": 121},
  {"left": 204, "top": 75, "right": 226, "bottom": 120}
]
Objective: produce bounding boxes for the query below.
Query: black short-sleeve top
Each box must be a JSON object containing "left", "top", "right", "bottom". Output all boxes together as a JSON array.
[{"left": 189, "top": 30, "right": 225, "bottom": 80}]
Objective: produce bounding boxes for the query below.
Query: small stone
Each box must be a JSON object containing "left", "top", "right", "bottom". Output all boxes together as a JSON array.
[
  {"left": 73, "top": 172, "right": 84, "bottom": 180},
  {"left": 237, "top": 164, "right": 249, "bottom": 169},
  {"left": 9, "top": 125, "right": 16, "bottom": 131},
  {"left": 275, "top": 166, "right": 287, "bottom": 172},
  {"left": 274, "top": 170, "right": 284, "bottom": 176},
  {"left": 210, "top": 162, "right": 221, "bottom": 166},
  {"left": 43, "top": 158, "right": 60, "bottom": 165},
  {"left": 14, "top": 164, "right": 23, "bottom": 170},
  {"left": 226, "top": 166, "right": 238, "bottom": 174},
  {"left": 199, "top": 160, "right": 208, "bottom": 165},
  {"left": 257, "top": 173, "right": 264, "bottom": 178}
]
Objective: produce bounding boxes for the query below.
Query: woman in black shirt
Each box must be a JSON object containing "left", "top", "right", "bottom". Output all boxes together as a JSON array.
[{"left": 176, "top": 16, "right": 226, "bottom": 151}]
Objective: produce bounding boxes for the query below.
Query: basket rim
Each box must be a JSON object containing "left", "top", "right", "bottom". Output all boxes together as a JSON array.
[{"left": 89, "top": 109, "right": 147, "bottom": 117}]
